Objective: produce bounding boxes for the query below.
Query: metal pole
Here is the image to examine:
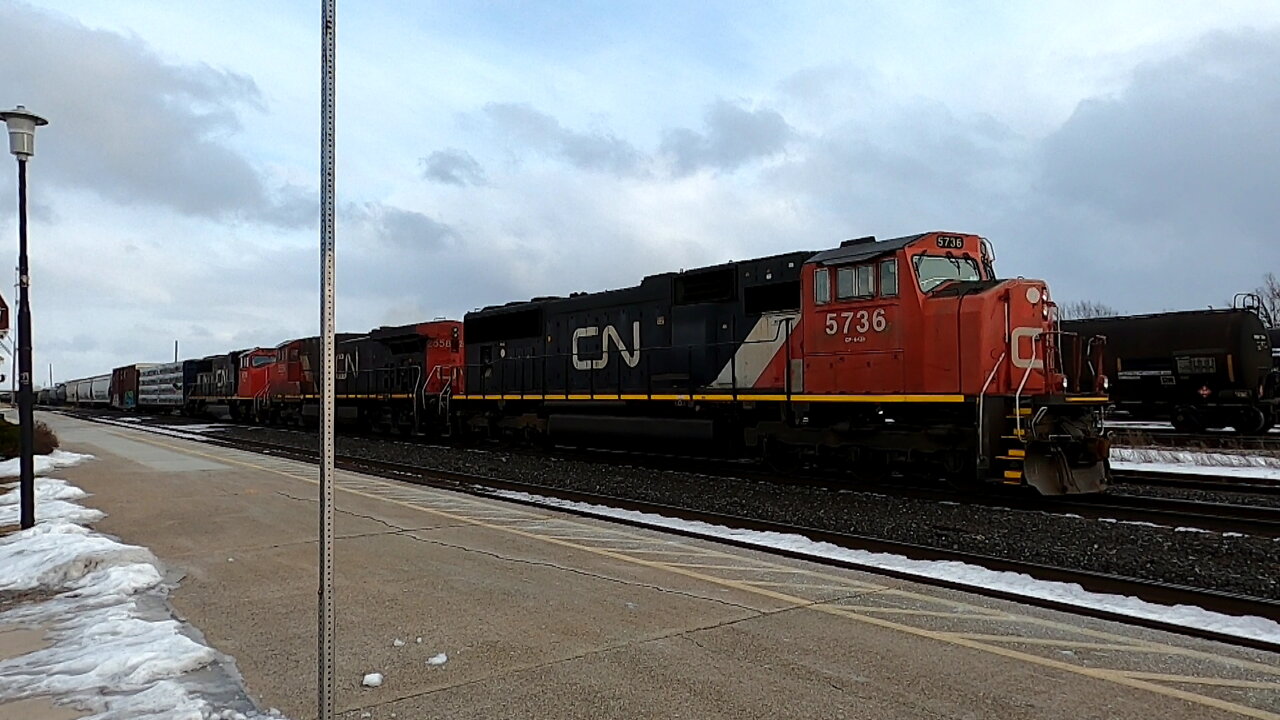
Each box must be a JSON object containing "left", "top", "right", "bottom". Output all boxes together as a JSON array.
[
  {"left": 174, "top": 340, "right": 178, "bottom": 362},
  {"left": 10, "top": 269, "right": 16, "bottom": 406},
  {"left": 16, "top": 158, "right": 34, "bottom": 529},
  {"left": 318, "top": 1, "right": 337, "bottom": 718}
]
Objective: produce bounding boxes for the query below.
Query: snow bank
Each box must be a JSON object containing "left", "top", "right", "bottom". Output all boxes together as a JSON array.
[
  {"left": 0, "top": 477, "right": 105, "bottom": 527},
  {"left": 0, "top": 449, "right": 94, "bottom": 479},
  {"left": 70, "top": 416, "right": 215, "bottom": 442},
  {"left": 0, "top": 466, "right": 282, "bottom": 718},
  {"left": 492, "top": 490, "right": 1280, "bottom": 646},
  {"left": 1112, "top": 446, "right": 1280, "bottom": 470}
]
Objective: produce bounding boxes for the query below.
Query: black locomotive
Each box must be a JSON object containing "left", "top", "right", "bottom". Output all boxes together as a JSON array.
[{"left": 1062, "top": 308, "right": 1279, "bottom": 433}]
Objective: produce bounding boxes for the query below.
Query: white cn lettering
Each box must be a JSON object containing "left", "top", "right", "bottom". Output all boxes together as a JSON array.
[
  {"left": 572, "top": 322, "right": 641, "bottom": 371},
  {"left": 1010, "top": 327, "right": 1044, "bottom": 370}
]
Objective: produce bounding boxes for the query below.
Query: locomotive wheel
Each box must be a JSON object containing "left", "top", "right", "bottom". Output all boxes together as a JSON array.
[
  {"left": 1170, "top": 407, "right": 1203, "bottom": 433},
  {"left": 1232, "top": 407, "right": 1271, "bottom": 435}
]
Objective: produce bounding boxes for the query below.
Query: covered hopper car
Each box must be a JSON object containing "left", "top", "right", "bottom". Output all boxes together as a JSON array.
[{"left": 456, "top": 231, "right": 1111, "bottom": 495}]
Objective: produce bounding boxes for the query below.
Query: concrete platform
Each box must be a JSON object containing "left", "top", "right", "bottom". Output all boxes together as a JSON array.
[{"left": 33, "top": 412, "right": 1280, "bottom": 719}]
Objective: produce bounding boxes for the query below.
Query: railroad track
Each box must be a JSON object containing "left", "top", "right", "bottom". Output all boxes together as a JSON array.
[
  {"left": 59, "top": 410, "right": 1280, "bottom": 654},
  {"left": 1112, "top": 468, "right": 1280, "bottom": 496},
  {"left": 1109, "top": 427, "right": 1280, "bottom": 452},
  {"left": 1044, "top": 494, "right": 1280, "bottom": 537},
  {"left": 60, "top": 410, "right": 1280, "bottom": 531}
]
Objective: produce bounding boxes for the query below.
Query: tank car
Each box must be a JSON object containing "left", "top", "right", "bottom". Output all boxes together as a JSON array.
[
  {"left": 454, "top": 231, "right": 1110, "bottom": 495},
  {"left": 1062, "top": 309, "right": 1279, "bottom": 433}
]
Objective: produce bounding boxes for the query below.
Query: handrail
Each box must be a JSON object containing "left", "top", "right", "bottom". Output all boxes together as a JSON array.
[
  {"left": 976, "top": 351, "right": 1006, "bottom": 466},
  {"left": 1014, "top": 335, "right": 1039, "bottom": 436}
]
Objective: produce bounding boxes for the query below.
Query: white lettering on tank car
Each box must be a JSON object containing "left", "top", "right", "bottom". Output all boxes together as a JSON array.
[{"left": 572, "top": 321, "right": 641, "bottom": 371}]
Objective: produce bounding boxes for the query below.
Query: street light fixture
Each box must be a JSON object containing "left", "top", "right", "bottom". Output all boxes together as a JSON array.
[{"left": 1, "top": 104, "right": 48, "bottom": 530}]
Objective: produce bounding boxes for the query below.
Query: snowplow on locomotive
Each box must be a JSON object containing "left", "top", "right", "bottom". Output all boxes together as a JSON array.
[{"left": 454, "top": 232, "right": 1111, "bottom": 494}]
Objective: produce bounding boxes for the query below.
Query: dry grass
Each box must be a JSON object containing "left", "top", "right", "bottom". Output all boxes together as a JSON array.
[
  {"left": 0, "top": 418, "right": 60, "bottom": 459},
  {"left": 33, "top": 420, "right": 59, "bottom": 455}
]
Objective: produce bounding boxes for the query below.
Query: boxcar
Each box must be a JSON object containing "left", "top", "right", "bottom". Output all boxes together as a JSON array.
[
  {"left": 110, "top": 364, "right": 153, "bottom": 410},
  {"left": 1062, "top": 309, "right": 1279, "bottom": 433}
]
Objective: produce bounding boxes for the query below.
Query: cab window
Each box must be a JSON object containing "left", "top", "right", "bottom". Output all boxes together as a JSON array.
[
  {"left": 251, "top": 355, "right": 274, "bottom": 368},
  {"left": 836, "top": 267, "right": 855, "bottom": 299},
  {"left": 913, "top": 255, "right": 981, "bottom": 292},
  {"left": 854, "top": 265, "right": 874, "bottom": 297},
  {"left": 879, "top": 259, "right": 898, "bottom": 297},
  {"left": 813, "top": 268, "right": 830, "bottom": 305}
]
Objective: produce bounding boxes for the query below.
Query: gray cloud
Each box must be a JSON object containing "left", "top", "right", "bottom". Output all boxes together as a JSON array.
[
  {"left": 1038, "top": 30, "right": 1280, "bottom": 238},
  {"left": 346, "top": 202, "right": 457, "bottom": 249},
  {"left": 1024, "top": 29, "right": 1280, "bottom": 311},
  {"left": 483, "top": 102, "right": 642, "bottom": 175},
  {"left": 0, "top": 3, "right": 311, "bottom": 228},
  {"left": 420, "top": 148, "right": 486, "bottom": 186},
  {"left": 660, "top": 99, "right": 794, "bottom": 175}
]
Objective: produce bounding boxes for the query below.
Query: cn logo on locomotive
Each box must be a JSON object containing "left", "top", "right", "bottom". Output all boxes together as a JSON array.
[{"left": 571, "top": 321, "right": 641, "bottom": 371}]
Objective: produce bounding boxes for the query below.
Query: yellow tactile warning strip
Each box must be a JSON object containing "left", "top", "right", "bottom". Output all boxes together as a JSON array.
[{"left": 110, "top": 429, "right": 1280, "bottom": 719}]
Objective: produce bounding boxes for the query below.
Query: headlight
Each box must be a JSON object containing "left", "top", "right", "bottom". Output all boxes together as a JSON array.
[{"left": 1061, "top": 376, "right": 1068, "bottom": 390}]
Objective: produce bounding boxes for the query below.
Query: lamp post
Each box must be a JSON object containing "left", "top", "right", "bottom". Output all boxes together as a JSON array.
[{"left": 2, "top": 105, "right": 48, "bottom": 530}]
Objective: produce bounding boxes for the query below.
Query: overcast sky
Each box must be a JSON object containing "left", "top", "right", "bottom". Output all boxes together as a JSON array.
[{"left": 1, "top": 0, "right": 1278, "bottom": 381}]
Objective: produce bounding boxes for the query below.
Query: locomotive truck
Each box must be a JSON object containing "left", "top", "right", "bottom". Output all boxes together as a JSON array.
[{"left": 455, "top": 231, "right": 1111, "bottom": 494}]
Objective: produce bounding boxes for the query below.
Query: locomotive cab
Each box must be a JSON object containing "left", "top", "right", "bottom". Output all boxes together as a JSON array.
[{"left": 802, "top": 232, "right": 1110, "bottom": 494}]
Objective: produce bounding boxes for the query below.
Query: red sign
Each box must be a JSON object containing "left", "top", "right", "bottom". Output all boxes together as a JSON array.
[{"left": 0, "top": 294, "right": 8, "bottom": 339}]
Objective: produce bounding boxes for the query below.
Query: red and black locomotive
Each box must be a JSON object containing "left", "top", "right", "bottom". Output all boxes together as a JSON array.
[{"left": 454, "top": 232, "right": 1111, "bottom": 494}]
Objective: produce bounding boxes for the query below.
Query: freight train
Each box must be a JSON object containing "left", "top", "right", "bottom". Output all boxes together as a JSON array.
[
  {"left": 48, "top": 230, "right": 1112, "bottom": 494},
  {"left": 1062, "top": 306, "right": 1279, "bottom": 433}
]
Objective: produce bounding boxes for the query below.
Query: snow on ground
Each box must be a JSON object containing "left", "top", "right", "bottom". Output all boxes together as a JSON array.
[
  {"left": 0, "top": 449, "right": 94, "bottom": 479},
  {"left": 72, "top": 416, "right": 218, "bottom": 442},
  {"left": 0, "top": 454, "right": 283, "bottom": 719},
  {"left": 491, "top": 490, "right": 1280, "bottom": 647},
  {"left": 1111, "top": 446, "right": 1280, "bottom": 479}
]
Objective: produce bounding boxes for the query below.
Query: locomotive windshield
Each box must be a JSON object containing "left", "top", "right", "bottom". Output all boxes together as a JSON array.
[{"left": 913, "top": 255, "right": 981, "bottom": 292}]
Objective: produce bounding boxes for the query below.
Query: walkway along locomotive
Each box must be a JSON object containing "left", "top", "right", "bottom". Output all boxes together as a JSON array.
[{"left": 454, "top": 232, "right": 1111, "bottom": 494}]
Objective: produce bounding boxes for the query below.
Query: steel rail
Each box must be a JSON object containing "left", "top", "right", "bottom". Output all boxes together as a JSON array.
[{"left": 1112, "top": 469, "right": 1280, "bottom": 496}]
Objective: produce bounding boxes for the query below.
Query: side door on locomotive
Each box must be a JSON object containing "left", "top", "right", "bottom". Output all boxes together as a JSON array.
[{"left": 803, "top": 237, "right": 905, "bottom": 394}]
